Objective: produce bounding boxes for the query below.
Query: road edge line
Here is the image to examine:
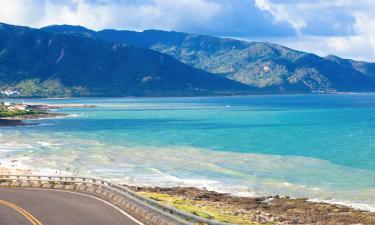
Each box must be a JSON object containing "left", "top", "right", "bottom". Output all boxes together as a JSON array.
[{"left": 27, "top": 188, "right": 145, "bottom": 225}]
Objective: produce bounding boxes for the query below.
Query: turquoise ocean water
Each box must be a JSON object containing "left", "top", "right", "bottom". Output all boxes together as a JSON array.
[{"left": 1, "top": 94, "right": 375, "bottom": 210}]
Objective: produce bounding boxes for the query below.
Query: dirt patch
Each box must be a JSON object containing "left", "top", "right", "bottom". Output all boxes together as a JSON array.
[{"left": 127, "top": 186, "right": 375, "bottom": 225}]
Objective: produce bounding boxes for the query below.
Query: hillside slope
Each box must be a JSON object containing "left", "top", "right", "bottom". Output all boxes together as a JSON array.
[
  {"left": 43, "top": 25, "right": 375, "bottom": 93},
  {"left": 0, "top": 23, "right": 255, "bottom": 97},
  {"left": 325, "top": 55, "right": 375, "bottom": 77}
]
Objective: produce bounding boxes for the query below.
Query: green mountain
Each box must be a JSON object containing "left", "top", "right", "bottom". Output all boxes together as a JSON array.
[
  {"left": 325, "top": 55, "right": 375, "bottom": 77},
  {"left": 43, "top": 25, "right": 375, "bottom": 93},
  {"left": 0, "top": 23, "right": 255, "bottom": 97}
]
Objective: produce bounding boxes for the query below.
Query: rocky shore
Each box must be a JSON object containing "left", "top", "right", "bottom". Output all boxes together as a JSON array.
[
  {"left": 0, "top": 102, "right": 84, "bottom": 126},
  {"left": 5, "top": 112, "right": 69, "bottom": 120},
  {"left": 128, "top": 186, "right": 375, "bottom": 225},
  {"left": 0, "top": 113, "right": 69, "bottom": 126},
  {"left": 27, "top": 103, "right": 96, "bottom": 109},
  {"left": 0, "top": 119, "right": 27, "bottom": 126}
]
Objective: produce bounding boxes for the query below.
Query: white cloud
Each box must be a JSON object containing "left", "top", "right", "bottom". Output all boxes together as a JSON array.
[
  {"left": 0, "top": 0, "right": 43, "bottom": 26},
  {"left": 270, "top": 35, "right": 374, "bottom": 61},
  {"left": 0, "top": 0, "right": 375, "bottom": 61},
  {"left": 0, "top": 0, "right": 296, "bottom": 36},
  {"left": 254, "top": 0, "right": 375, "bottom": 61},
  {"left": 0, "top": 0, "right": 222, "bottom": 31},
  {"left": 255, "top": 0, "right": 306, "bottom": 32}
]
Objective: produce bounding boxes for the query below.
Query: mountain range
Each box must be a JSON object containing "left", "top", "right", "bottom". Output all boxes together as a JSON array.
[
  {"left": 42, "top": 25, "right": 375, "bottom": 93},
  {"left": 1, "top": 22, "right": 375, "bottom": 97},
  {"left": 0, "top": 23, "right": 253, "bottom": 97}
]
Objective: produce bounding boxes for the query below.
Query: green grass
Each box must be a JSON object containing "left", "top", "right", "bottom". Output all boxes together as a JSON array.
[
  {"left": 0, "top": 109, "right": 46, "bottom": 118},
  {"left": 140, "top": 192, "right": 264, "bottom": 225}
]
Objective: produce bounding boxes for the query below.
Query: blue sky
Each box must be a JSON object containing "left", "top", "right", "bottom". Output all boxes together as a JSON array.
[{"left": 1, "top": 0, "right": 374, "bottom": 61}]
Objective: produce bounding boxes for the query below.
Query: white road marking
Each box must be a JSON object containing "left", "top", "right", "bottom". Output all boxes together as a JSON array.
[{"left": 27, "top": 188, "right": 145, "bottom": 225}]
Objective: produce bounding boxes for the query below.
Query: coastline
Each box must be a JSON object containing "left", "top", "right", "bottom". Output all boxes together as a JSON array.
[
  {"left": 0, "top": 160, "right": 374, "bottom": 224},
  {"left": 0, "top": 112, "right": 69, "bottom": 126},
  {"left": 0, "top": 101, "right": 94, "bottom": 127},
  {"left": 128, "top": 186, "right": 375, "bottom": 225},
  {"left": 1, "top": 138, "right": 375, "bottom": 220},
  {"left": 0, "top": 119, "right": 27, "bottom": 126},
  {"left": 1, "top": 97, "right": 375, "bottom": 224}
]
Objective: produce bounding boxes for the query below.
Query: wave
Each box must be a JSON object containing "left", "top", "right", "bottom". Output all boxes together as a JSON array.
[
  {"left": 1, "top": 132, "right": 375, "bottom": 212},
  {"left": 308, "top": 199, "right": 375, "bottom": 212},
  {"left": 29, "top": 113, "right": 80, "bottom": 120},
  {"left": 37, "top": 141, "right": 62, "bottom": 147}
]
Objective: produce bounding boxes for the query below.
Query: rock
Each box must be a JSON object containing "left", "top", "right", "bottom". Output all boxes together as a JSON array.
[{"left": 124, "top": 185, "right": 375, "bottom": 225}]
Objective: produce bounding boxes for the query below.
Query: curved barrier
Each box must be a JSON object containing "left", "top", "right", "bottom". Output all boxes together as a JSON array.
[{"left": 0, "top": 175, "right": 233, "bottom": 225}]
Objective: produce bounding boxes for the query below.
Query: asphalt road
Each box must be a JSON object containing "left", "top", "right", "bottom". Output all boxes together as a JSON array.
[{"left": 0, "top": 188, "right": 143, "bottom": 225}]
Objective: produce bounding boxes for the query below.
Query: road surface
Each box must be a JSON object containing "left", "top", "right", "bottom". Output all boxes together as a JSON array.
[{"left": 0, "top": 188, "right": 143, "bottom": 225}]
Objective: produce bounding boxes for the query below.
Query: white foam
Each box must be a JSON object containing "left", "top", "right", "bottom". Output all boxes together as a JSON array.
[
  {"left": 37, "top": 141, "right": 52, "bottom": 147},
  {"left": 31, "top": 123, "right": 55, "bottom": 127},
  {"left": 0, "top": 142, "right": 34, "bottom": 152},
  {"left": 29, "top": 113, "right": 78, "bottom": 120},
  {"left": 62, "top": 113, "right": 80, "bottom": 118},
  {"left": 1, "top": 132, "right": 375, "bottom": 212},
  {"left": 308, "top": 198, "right": 375, "bottom": 212}
]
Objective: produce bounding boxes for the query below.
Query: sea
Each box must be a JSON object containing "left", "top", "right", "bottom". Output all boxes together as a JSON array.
[{"left": 1, "top": 94, "right": 374, "bottom": 211}]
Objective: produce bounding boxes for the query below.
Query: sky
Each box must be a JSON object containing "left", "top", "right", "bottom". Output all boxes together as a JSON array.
[{"left": 0, "top": 0, "right": 374, "bottom": 61}]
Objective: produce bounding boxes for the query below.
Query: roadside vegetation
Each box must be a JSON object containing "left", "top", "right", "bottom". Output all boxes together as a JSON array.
[
  {"left": 139, "top": 192, "right": 271, "bottom": 225},
  {"left": 132, "top": 186, "right": 375, "bottom": 225}
]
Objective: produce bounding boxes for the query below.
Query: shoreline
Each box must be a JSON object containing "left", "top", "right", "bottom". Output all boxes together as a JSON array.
[
  {"left": 0, "top": 113, "right": 70, "bottom": 126},
  {"left": 0, "top": 162, "right": 373, "bottom": 224},
  {"left": 127, "top": 185, "right": 375, "bottom": 225},
  {"left": 1, "top": 98, "right": 374, "bottom": 224},
  {"left": 0, "top": 101, "right": 92, "bottom": 127},
  {"left": 2, "top": 92, "right": 375, "bottom": 102}
]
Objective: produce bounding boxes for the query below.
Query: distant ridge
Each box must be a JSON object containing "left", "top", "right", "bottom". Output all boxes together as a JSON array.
[
  {"left": 0, "top": 22, "right": 256, "bottom": 97},
  {"left": 43, "top": 25, "right": 375, "bottom": 93}
]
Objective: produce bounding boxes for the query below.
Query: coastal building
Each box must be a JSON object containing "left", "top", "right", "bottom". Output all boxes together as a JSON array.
[{"left": 7, "top": 104, "right": 29, "bottom": 111}]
